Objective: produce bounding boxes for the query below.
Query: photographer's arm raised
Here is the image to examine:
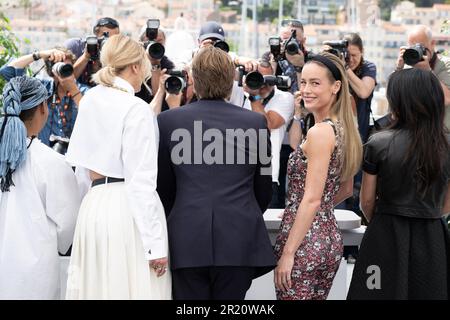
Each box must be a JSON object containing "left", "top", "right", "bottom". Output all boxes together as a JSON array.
[
  {"left": 346, "top": 70, "right": 376, "bottom": 99},
  {"left": 8, "top": 49, "right": 66, "bottom": 69},
  {"left": 73, "top": 50, "right": 90, "bottom": 80}
]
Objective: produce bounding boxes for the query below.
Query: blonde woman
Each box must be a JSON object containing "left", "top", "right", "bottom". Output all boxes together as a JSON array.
[
  {"left": 65, "top": 34, "right": 171, "bottom": 299},
  {"left": 274, "top": 52, "right": 362, "bottom": 300}
]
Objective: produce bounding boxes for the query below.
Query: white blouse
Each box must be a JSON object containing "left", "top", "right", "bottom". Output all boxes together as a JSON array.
[{"left": 66, "top": 77, "right": 166, "bottom": 261}]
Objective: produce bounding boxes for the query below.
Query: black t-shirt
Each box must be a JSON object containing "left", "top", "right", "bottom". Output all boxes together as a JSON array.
[{"left": 363, "top": 130, "right": 450, "bottom": 219}]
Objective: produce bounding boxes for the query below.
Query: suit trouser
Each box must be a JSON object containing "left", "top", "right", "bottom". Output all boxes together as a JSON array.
[{"left": 172, "top": 266, "right": 255, "bottom": 300}]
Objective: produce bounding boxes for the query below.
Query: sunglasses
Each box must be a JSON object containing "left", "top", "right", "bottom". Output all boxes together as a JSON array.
[
  {"left": 95, "top": 18, "right": 119, "bottom": 29},
  {"left": 281, "top": 19, "right": 303, "bottom": 29}
]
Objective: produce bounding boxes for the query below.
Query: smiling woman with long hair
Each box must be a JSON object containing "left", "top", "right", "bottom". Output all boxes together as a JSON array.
[{"left": 274, "top": 52, "right": 362, "bottom": 300}]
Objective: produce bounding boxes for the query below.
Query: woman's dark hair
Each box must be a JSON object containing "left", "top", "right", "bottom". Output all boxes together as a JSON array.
[{"left": 387, "top": 68, "right": 449, "bottom": 196}]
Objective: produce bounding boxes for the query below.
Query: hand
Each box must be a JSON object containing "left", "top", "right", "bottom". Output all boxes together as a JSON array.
[
  {"left": 396, "top": 46, "right": 407, "bottom": 71},
  {"left": 294, "top": 91, "right": 303, "bottom": 115},
  {"left": 285, "top": 49, "right": 305, "bottom": 69},
  {"left": 200, "top": 39, "right": 215, "bottom": 48},
  {"left": 157, "top": 68, "right": 168, "bottom": 93},
  {"left": 274, "top": 253, "right": 294, "bottom": 292},
  {"left": 149, "top": 257, "right": 168, "bottom": 277},
  {"left": 413, "top": 52, "right": 432, "bottom": 71},
  {"left": 40, "top": 49, "right": 67, "bottom": 63},
  {"left": 235, "top": 56, "right": 258, "bottom": 73}
]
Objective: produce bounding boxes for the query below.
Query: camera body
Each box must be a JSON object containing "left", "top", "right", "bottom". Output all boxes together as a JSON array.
[
  {"left": 269, "top": 37, "right": 283, "bottom": 61},
  {"left": 165, "top": 70, "right": 187, "bottom": 94},
  {"left": 212, "top": 40, "right": 230, "bottom": 53},
  {"left": 403, "top": 43, "right": 427, "bottom": 66},
  {"left": 86, "top": 32, "right": 109, "bottom": 61},
  {"left": 323, "top": 39, "right": 349, "bottom": 63},
  {"left": 49, "top": 134, "right": 70, "bottom": 155},
  {"left": 241, "top": 69, "right": 291, "bottom": 90},
  {"left": 269, "top": 30, "right": 305, "bottom": 62},
  {"left": 145, "top": 19, "right": 165, "bottom": 60}
]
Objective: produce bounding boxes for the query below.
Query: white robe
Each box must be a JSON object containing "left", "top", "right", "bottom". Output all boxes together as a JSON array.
[{"left": 0, "top": 139, "right": 80, "bottom": 299}]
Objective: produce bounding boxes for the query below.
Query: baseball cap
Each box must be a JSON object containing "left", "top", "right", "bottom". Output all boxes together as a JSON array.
[
  {"left": 198, "top": 21, "right": 225, "bottom": 42},
  {"left": 93, "top": 17, "right": 119, "bottom": 32}
]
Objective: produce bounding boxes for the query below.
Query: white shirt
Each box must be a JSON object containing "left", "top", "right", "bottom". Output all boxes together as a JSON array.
[
  {"left": 229, "top": 84, "right": 294, "bottom": 183},
  {"left": 0, "top": 139, "right": 80, "bottom": 299},
  {"left": 65, "top": 77, "right": 167, "bottom": 261}
]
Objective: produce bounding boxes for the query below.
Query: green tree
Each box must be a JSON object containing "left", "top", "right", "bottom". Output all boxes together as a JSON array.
[{"left": 0, "top": 12, "right": 21, "bottom": 110}]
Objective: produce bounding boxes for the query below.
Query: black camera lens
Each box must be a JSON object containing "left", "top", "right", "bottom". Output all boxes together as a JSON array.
[
  {"left": 53, "top": 63, "right": 74, "bottom": 78},
  {"left": 165, "top": 76, "right": 185, "bottom": 94},
  {"left": 214, "top": 40, "right": 230, "bottom": 53},
  {"left": 147, "top": 42, "right": 165, "bottom": 60},
  {"left": 403, "top": 44, "right": 425, "bottom": 66},
  {"left": 245, "top": 71, "right": 264, "bottom": 90},
  {"left": 286, "top": 40, "right": 300, "bottom": 55}
]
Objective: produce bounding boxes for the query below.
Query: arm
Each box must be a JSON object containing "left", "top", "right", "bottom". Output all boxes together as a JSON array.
[
  {"left": 253, "top": 116, "right": 273, "bottom": 212},
  {"left": 275, "top": 123, "right": 335, "bottom": 292},
  {"left": 347, "top": 71, "right": 376, "bottom": 99},
  {"left": 250, "top": 100, "right": 286, "bottom": 130},
  {"left": 360, "top": 172, "right": 377, "bottom": 222},
  {"left": 122, "top": 105, "right": 167, "bottom": 261},
  {"left": 149, "top": 69, "right": 168, "bottom": 115},
  {"left": 37, "top": 154, "right": 81, "bottom": 254},
  {"left": 334, "top": 179, "right": 354, "bottom": 207},
  {"left": 8, "top": 49, "right": 66, "bottom": 69},
  {"left": 443, "top": 182, "right": 450, "bottom": 216},
  {"left": 73, "top": 51, "right": 90, "bottom": 80},
  {"left": 289, "top": 91, "right": 303, "bottom": 149}
]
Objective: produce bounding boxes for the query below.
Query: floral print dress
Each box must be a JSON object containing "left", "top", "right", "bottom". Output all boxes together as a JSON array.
[{"left": 274, "top": 119, "right": 344, "bottom": 300}]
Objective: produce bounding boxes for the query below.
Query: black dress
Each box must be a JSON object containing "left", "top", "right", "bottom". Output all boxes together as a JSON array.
[{"left": 347, "top": 130, "right": 450, "bottom": 300}]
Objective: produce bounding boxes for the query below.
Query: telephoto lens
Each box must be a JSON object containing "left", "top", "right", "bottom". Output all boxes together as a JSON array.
[
  {"left": 52, "top": 62, "right": 74, "bottom": 78},
  {"left": 245, "top": 71, "right": 265, "bottom": 90},
  {"left": 285, "top": 39, "right": 300, "bottom": 55},
  {"left": 263, "top": 75, "right": 292, "bottom": 89},
  {"left": 165, "top": 71, "right": 186, "bottom": 94},
  {"left": 213, "top": 40, "right": 230, "bottom": 53},
  {"left": 147, "top": 41, "right": 165, "bottom": 60}
]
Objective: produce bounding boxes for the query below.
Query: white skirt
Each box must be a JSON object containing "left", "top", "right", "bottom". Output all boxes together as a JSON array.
[{"left": 65, "top": 182, "right": 171, "bottom": 300}]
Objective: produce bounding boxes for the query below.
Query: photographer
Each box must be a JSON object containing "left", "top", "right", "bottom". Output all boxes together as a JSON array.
[
  {"left": 0, "top": 47, "right": 89, "bottom": 153},
  {"left": 271, "top": 19, "right": 308, "bottom": 94},
  {"left": 342, "top": 33, "right": 377, "bottom": 144},
  {"left": 396, "top": 25, "right": 450, "bottom": 129},
  {"left": 136, "top": 22, "right": 175, "bottom": 105},
  {"left": 66, "top": 17, "right": 120, "bottom": 86},
  {"left": 232, "top": 54, "right": 294, "bottom": 208}
]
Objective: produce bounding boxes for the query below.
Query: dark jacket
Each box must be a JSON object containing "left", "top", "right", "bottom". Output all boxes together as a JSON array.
[{"left": 157, "top": 99, "right": 276, "bottom": 277}]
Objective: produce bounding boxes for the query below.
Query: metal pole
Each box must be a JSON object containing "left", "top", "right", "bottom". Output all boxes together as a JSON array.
[
  {"left": 297, "top": 0, "right": 302, "bottom": 21},
  {"left": 253, "top": 0, "right": 258, "bottom": 58},
  {"left": 240, "top": 0, "right": 248, "bottom": 56},
  {"left": 278, "top": 0, "right": 283, "bottom": 33}
]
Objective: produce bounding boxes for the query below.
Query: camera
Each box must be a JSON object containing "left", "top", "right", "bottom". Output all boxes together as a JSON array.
[
  {"left": 49, "top": 134, "right": 70, "bottom": 155},
  {"left": 86, "top": 32, "right": 109, "bottom": 61},
  {"left": 243, "top": 70, "right": 291, "bottom": 90},
  {"left": 323, "top": 39, "right": 349, "bottom": 63},
  {"left": 165, "top": 70, "right": 187, "bottom": 94},
  {"left": 50, "top": 62, "right": 74, "bottom": 78},
  {"left": 145, "top": 19, "right": 165, "bottom": 60},
  {"left": 213, "top": 40, "right": 230, "bottom": 53},
  {"left": 403, "top": 43, "right": 427, "bottom": 66},
  {"left": 269, "top": 37, "right": 283, "bottom": 61}
]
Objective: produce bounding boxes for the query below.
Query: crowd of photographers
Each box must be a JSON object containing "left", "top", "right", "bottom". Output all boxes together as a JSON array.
[{"left": 1, "top": 15, "right": 449, "bottom": 239}]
